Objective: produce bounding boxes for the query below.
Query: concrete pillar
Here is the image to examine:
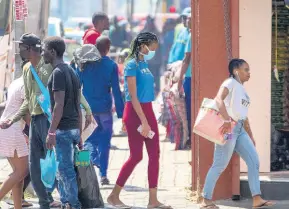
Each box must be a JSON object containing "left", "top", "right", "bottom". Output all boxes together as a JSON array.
[
  {"left": 239, "top": 0, "right": 271, "bottom": 173},
  {"left": 191, "top": 0, "right": 240, "bottom": 200}
]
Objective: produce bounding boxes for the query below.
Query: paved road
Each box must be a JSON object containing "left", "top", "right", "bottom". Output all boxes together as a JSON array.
[{"left": 0, "top": 123, "right": 287, "bottom": 208}]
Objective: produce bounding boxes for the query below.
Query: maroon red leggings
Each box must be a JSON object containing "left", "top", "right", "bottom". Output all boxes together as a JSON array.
[{"left": 116, "top": 102, "right": 160, "bottom": 188}]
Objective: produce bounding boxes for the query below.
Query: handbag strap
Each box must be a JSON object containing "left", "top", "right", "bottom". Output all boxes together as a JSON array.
[{"left": 30, "top": 65, "right": 47, "bottom": 93}]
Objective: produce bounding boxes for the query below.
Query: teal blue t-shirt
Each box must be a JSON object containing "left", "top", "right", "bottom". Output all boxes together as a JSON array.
[
  {"left": 185, "top": 33, "right": 192, "bottom": 77},
  {"left": 168, "top": 28, "right": 190, "bottom": 63},
  {"left": 124, "top": 59, "right": 155, "bottom": 103}
]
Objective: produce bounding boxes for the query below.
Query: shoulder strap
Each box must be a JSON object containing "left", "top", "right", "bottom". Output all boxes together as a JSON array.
[{"left": 30, "top": 65, "right": 47, "bottom": 93}]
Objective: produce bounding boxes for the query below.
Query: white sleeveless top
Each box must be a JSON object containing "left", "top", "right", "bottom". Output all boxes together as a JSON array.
[{"left": 221, "top": 78, "right": 250, "bottom": 121}]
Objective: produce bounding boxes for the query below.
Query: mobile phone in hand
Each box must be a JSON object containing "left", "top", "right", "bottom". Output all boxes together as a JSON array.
[{"left": 137, "top": 125, "right": 155, "bottom": 139}]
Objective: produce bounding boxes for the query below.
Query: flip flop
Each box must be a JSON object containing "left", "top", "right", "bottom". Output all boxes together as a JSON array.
[
  {"left": 4, "top": 199, "right": 14, "bottom": 206},
  {"left": 107, "top": 200, "right": 131, "bottom": 209},
  {"left": 200, "top": 204, "right": 220, "bottom": 209},
  {"left": 4, "top": 199, "right": 33, "bottom": 207},
  {"left": 253, "top": 201, "right": 276, "bottom": 209},
  {"left": 147, "top": 204, "right": 173, "bottom": 209},
  {"left": 108, "top": 204, "right": 132, "bottom": 209},
  {"left": 50, "top": 201, "right": 62, "bottom": 208},
  {"left": 22, "top": 200, "right": 33, "bottom": 207}
]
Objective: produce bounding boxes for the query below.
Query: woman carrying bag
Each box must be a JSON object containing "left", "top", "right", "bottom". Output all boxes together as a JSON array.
[{"left": 200, "top": 59, "right": 275, "bottom": 209}]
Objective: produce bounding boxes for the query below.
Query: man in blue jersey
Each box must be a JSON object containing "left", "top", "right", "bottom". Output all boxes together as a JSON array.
[
  {"left": 178, "top": 13, "right": 192, "bottom": 148},
  {"left": 168, "top": 7, "right": 191, "bottom": 64}
]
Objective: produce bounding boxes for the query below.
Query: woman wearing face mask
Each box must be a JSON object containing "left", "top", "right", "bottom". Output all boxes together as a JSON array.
[
  {"left": 107, "top": 32, "right": 172, "bottom": 209},
  {"left": 200, "top": 59, "right": 275, "bottom": 209}
]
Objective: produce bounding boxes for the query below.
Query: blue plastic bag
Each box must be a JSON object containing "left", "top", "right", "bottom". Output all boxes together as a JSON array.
[{"left": 40, "top": 150, "right": 59, "bottom": 188}]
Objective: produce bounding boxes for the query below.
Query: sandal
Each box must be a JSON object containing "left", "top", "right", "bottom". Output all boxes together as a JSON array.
[
  {"left": 107, "top": 199, "right": 131, "bottom": 209},
  {"left": 253, "top": 201, "right": 276, "bottom": 209},
  {"left": 4, "top": 199, "right": 33, "bottom": 207},
  {"left": 50, "top": 200, "right": 62, "bottom": 208},
  {"left": 147, "top": 204, "right": 173, "bottom": 209},
  {"left": 107, "top": 202, "right": 131, "bottom": 208},
  {"left": 22, "top": 200, "right": 33, "bottom": 207},
  {"left": 200, "top": 204, "right": 220, "bottom": 209}
]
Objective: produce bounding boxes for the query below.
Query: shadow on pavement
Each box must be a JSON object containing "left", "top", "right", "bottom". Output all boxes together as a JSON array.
[{"left": 123, "top": 185, "right": 167, "bottom": 193}]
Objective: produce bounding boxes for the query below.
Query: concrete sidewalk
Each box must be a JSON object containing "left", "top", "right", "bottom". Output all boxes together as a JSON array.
[{"left": 0, "top": 125, "right": 287, "bottom": 209}]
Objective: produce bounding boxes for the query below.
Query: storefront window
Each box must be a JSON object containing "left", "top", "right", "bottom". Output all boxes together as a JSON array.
[{"left": 271, "top": 1, "right": 289, "bottom": 171}]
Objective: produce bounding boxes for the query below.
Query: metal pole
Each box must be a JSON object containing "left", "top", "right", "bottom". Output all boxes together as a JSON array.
[
  {"left": 127, "top": 0, "right": 130, "bottom": 21},
  {"left": 131, "top": 0, "right": 134, "bottom": 20},
  {"left": 14, "top": 0, "right": 26, "bottom": 80},
  {"left": 38, "top": 0, "right": 50, "bottom": 40}
]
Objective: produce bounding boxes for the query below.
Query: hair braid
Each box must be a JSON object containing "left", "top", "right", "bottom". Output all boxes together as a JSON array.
[{"left": 126, "top": 32, "right": 158, "bottom": 63}]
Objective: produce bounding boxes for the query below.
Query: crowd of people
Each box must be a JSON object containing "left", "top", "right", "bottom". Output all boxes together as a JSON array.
[{"left": 0, "top": 8, "right": 276, "bottom": 209}]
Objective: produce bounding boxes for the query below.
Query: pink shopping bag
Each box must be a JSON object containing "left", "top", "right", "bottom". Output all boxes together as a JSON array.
[{"left": 193, "top": 98, "right": 236, "bottom": 145}]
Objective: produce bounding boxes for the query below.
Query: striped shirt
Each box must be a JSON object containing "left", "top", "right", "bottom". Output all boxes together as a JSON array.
[{"left": 0, "top": 77, "right": 28, "bottom": 158}]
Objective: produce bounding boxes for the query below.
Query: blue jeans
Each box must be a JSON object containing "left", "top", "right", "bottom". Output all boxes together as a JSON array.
[
  {"left": 84, "top": 113, "right": 113, "bottom": 177},
  {"left": 183, "top": 77, "right": 191, "bottom": 140},
  {"left": 202, "top": 121, "right": 261, "bottom": 200},
  {"left": 55, "top": 129, "right": 81, "bottom": 209}
]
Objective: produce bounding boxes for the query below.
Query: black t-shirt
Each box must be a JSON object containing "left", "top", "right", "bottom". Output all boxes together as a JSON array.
[{"left": 48, "top": 63, "right": 81, "bottom": 130}]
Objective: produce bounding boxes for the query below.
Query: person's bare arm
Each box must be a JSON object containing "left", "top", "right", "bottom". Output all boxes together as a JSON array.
[
  {"left": 48, "top": 91, "right": 65, "bottom": 133},
  {"left": 46, "top": 90, "right": 65, "bottom": 150},
  {"left": 80, "top": 92, "right": 92, "bottom": 130},
  {"left": 215, "top": 87, "right": 231, "bottom": 121},
  {"left": 80, "top": 93, "right": 92, "bottom": 115},
  {"left": 180, "top": 53, "right": 191, "bottom": 79},
  {"left": 214, "top": 86, "right": 233, "bottom": 135},
  {"left": 23, "top": 114, "right": 31, "bottom": 126},
  {"left": 177, "top": 52, "right": 191, "bottom": 91}
]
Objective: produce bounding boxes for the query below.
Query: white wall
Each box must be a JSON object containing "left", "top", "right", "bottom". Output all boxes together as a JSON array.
[{"left": 239, "top": 0, "right": 272, "bottom": 172}]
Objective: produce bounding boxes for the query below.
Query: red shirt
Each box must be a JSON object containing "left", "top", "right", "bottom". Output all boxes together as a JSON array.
[{"left": 82, "top": 28, "right": 101, "bottom": 45}]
